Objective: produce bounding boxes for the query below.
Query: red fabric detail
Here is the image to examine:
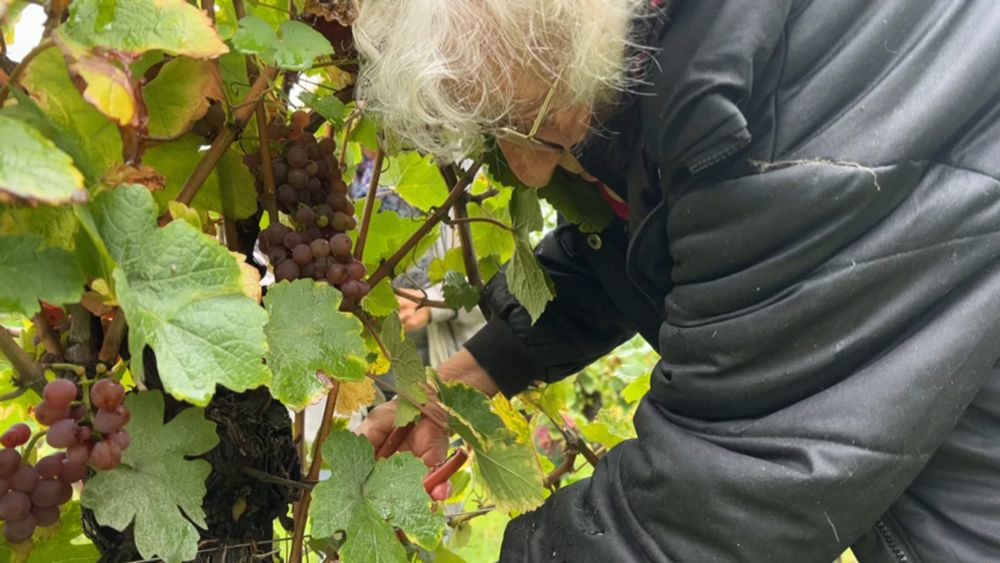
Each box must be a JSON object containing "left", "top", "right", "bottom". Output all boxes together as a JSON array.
[{"left": 595, "top": 182, "right": 630, "bottom": 220}]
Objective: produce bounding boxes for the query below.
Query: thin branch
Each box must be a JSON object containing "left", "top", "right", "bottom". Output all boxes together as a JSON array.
[
  {"left": 543, "top": 451, "right": 578, "bottom": 489},
  {"left": 240, "top": 466, "right": 314, "bottom": 491},
  {"left": 0, "top": 327, "right": 46, "bottom": 397},
  {"left": 0, "top": 38, "right": 55, "bottom": 106},
  {"left": 0, "top": 387, "right": 29, "bottom": 402},
  {"left": 444, "top": 216, "right": 513, "bottom": 232},
  {"left": 41, "top": 363, "right": 85, "bottom": 375},
  {"left": 468, "top": 187, "right": 500, "bottom": 205},
  {"left": 353, "top": 149, "right": 383, "bottom": 260},
  {"left": 393, "top": 288, "right": 449, "bottom": 310},
  {"left": 171, "top": 67, "right": 278, "bottom": 211},
  {"left": 98, "top": 310, "right": 127, "bottom": 365},
  {"left": 256, "top": 103, "right": 280, "bottom": 221},
  {"left": 289, "top": 380, "right": 340, "bottom": 563},
  {"left": 447, "top": 505, "right": 496, "bottom": 527},
  {"left": 442, "top": 166, "right": 483, "bottom": 290},
  {"left": 367, "top": 159, "right": 483, "bottom": 288},
  {"left": 293, "top": 411, "right": 305, "bottom": 477}
]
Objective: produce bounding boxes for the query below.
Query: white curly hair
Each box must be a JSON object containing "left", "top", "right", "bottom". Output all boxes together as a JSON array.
[{"left": 353, "top": 0, "right": 649, "bottom": 161}]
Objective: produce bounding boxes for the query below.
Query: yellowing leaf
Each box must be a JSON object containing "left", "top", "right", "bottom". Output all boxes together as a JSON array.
[
  {"left": 335, "top": 379, "right": 376, "bottom": 415},
  {"left": 19, "top": 48, "right": 123, "bottom": 183},
  {"left": 71, "top": 56, "right": 137, "bottom": 126},
  {"left": 229, "top": 251, "right": 262, "bottom": 303}
]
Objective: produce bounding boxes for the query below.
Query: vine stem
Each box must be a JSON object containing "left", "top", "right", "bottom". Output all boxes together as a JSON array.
[
  {"left": 445, "top": 216, "right": 513, "bottom": 232},
  {"left": 393, "top": 288, "right": 449, "bottom": 309},
  {"left": 441, "top": 167, "right": 483, "bottom": 290},
  {"left": 0, "top": 38, "right": 54, "bottom": 106},
  {"left": 353, "top": 148, "right": 384, "bottom": 261},
  {"left": 543, "top": 451, "right": 578, "bottom": 489},
  {"left": 170, "top": 66, "right": 278, "bottom": 213},
  {"left": 97, "top": 309, "right": 127, "bottom": 365},
  {"left": 256, "top": 103, "right": 280, "bottom": 222},
  {"left": 0, "top": 327, "right": 46, "bottom": 397},
  {"left": 289, "top": 380, "right": 340, "bottom": 563},
  {"left": 447, "top": 505, "right": 496, "bottom": 526},
  {"left": 367, "top": 159, "right": 483, "bottom": 288},
  {"left": 22, "top": 430, "right": 47, "bottom": 459}
]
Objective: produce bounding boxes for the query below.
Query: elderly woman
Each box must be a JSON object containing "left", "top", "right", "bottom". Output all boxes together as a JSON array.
[{"left": 355, "top": 1, "right": 1000, "bottom": 561}]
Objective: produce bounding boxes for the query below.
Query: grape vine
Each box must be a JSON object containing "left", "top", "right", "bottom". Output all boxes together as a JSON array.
[{"left": 0, "top": 0, "right": 625, "bottom": 560}]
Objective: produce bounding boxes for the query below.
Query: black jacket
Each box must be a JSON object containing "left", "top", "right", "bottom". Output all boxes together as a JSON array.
[{"left": 463, "top": 1, "right": 1000, "bottom": 561}]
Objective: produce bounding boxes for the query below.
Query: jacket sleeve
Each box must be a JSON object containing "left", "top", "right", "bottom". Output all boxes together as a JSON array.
[{"left": 463, "top": 219, "right": 649, "bottom": 397}]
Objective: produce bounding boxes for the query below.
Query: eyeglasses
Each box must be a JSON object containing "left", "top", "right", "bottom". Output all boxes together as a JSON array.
[{"left": 493, "top": 72, "right": 566, "bottom": 155}]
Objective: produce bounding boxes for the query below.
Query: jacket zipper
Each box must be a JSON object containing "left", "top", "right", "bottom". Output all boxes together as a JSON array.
[{"left": 874, "top": 519, "right": 910, "bottom": 563}]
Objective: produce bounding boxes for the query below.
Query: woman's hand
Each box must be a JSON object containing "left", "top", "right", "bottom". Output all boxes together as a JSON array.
[
  {"left": 355, "top": 349, "right": 500, "bottom": 500},
  {"left": 396, "top": 289, "right": 431, "bottom": 331}
]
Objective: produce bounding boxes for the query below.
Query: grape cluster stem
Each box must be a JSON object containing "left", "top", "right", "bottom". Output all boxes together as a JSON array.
[{"left": 288, "top": 380, "right": 340, "bottom": 563}]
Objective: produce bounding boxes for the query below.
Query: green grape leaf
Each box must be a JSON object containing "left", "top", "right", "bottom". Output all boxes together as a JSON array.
[
  {"left": 472, "top": 440, "right": 545, "bottom": 513},
  {"left": 506, "top": 237, "right": 553, "bottom": 322},
  {"left": 0, "top": 501, "right": 100, "bottom": 561},
  {"left": 145, "top": 135, "right": 258, "bottom": 219},
  {"left": 622, "top": 372, "right": 651, "bottom": 404},
  {"left": 442, "top": 271, "right": 479, "bottom": 312},
  {"left": 263, "top": 279, "right": 367, "bottom": 409},
  {"left": 347, "top": 115, "right": 378, "bottom": 151},
  {"left": 538, "top": 170, "right": 613, "bottom": 233},
  {"left": 380, "top": 314, "right": 428, "bottom": 426},
  {"left": 90, "top": 186, "right": 269, "bottom": 405},
  {"left": 360, "top": 278, "right": 399, "bottom": 317},
  {"left": 509, "top": 187, "right": 543, "bottom": 234},
  {"left": 436, "top": 380, "right": 544, "bottom": 512},
  {"left": 0, "top": 204, "right": 79, "bottom": 250},
  {"left": 62, "top": 0, "right": 228, "bottom": 58},
  {"left": 579, "top": 411, "right": 635, "bottom": 450},
  {"left": 383, "top": 152, "right": 447, "bottom": 213},
  {"left": 0, "top": 234, "right": 84, "bottom": 316},
  {"left": 232, "top": 16, "right": 333, "bottom": 71},
  {"left": 300, "top": 92, "right": 346, "bottom": 125},
  {"left": 468, "top": 204, "right": 514, "bottom": 263},
  {"left": 81, "top": 391, "right": 219, "bottom": 563},
  {"left": 230, "top": 15, "right": 277, "bottom": 57},
  {"left": 274, "top": 20, "right": 334, "bottom": 70},
  {"left": 436, "top": 380, "right": 507, "bottom": 450},
  {"left": 0, "top": 115, "right": 86, "bottom": 205},
  {"left": 428, "top": 247, "right": 465, "bottom": 282},
  {"left": 19, "top": 48, "right": 123, "bottom": 182},
  {"left": 144, "top": 57, "right": 224, "bottom": 139},
  {"left": 312, "top": 431, "right": 445, "bottom": 562}
]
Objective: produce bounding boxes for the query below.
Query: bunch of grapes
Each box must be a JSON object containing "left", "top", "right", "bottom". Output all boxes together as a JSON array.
[
  {"left": 0, "top": 378, "right": 130, "bottom": 543},
  {"left": 255, "top": 111, "right": 372, "bottom": 300}
]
